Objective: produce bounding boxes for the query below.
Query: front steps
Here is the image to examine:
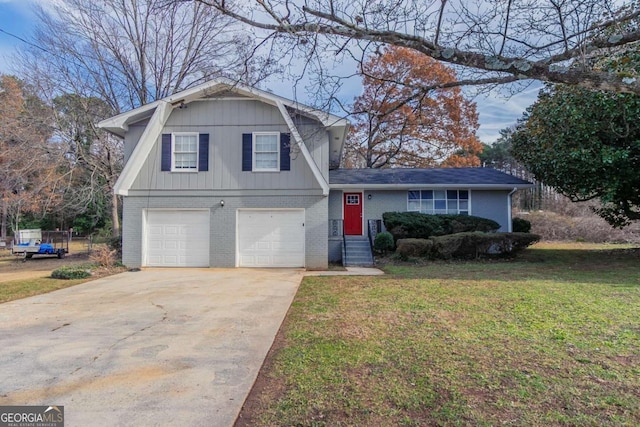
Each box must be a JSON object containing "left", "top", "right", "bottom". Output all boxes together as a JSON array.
[{"left": 343, "top": 235, "right": 374, "bottom": 267}]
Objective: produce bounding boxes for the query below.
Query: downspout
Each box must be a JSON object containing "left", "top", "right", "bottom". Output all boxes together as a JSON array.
[{"left": 507, "top": 187, "right": 517, "bottom": 232}]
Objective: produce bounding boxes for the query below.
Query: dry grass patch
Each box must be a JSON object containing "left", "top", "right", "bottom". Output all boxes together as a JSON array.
[{"left": 0, "top": 244, "right": 126, "bottom": 303}]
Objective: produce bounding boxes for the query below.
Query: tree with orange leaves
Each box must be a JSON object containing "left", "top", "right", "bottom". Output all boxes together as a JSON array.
[
  {"left": 344, "top": 46, "right": 482, "bottom": 168},
  {"left": 0, "top": 75, "right": 63, "bottom": 239}
]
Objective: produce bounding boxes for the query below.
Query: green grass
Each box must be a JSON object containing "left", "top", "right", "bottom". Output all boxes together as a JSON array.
[
  {"left": 0, "top": 277, "right": 92, "bottom": 303},
  {"left": 243, "top": 243, "right": 640, "bottom": 426}
]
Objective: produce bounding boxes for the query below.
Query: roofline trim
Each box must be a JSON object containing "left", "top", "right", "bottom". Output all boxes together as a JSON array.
[
  {"left": 330, "top": 183, "right": 534, "bottom": 190},
  {"left": 113, "top": 101, "right": 172, "bottom": 196},
  {"left": 97, "top": 77, "right": 348, "bottom": 134},
  {"left": 276, "top": 100, "right": 329, "bottom": 196}
]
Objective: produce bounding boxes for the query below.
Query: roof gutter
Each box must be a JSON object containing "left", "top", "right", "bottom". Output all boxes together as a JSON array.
[{"left": 330, "top": 183, "right": 534, "bottom": 190}]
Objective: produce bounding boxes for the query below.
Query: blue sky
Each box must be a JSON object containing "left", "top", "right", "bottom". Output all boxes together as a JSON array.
[
  {"left": 0, "top": 0, "right": 37, "bottom": 74},
  {"left": 0, "top": 0, "right": 538, "bottom": 143}
]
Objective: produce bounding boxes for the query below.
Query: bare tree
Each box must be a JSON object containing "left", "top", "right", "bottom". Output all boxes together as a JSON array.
[
  {"left": 197, "top": 0, "right": 640, "bottom": 95},
  {"left": 21, "top": 0, "right": 255, "bottom": 112},
  {"left": 17, "top": 0, "right": 256, "bottom": 237},
  {"left": 53, "top": 94, "right": 123, "bottom": 236},
  {"left": 0, "top": 75, "right": 63, "bottom": 240}
]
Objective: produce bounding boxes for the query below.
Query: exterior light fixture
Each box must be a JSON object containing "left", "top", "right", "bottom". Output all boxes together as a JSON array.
[{"left": 220, "top": 200, "right": 225, "bottom": 207}]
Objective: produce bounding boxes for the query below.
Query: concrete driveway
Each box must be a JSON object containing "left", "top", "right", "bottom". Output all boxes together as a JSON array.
[{"left": 0, "top": 268, "right": 302, "bottom": 426}]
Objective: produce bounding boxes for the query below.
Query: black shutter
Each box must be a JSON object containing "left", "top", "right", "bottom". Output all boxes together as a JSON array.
[
  {"left": 242, "top": 133, "right": 252, "bottom": 171},
  {"left": 280, "top": 133, "right": 291, "bottom": 171},
  {"left": 161, "top": 134, "right": 171, "bottom": 171},
  {"left": 198, "top": 133, "right": 209, "bottom": 171}
]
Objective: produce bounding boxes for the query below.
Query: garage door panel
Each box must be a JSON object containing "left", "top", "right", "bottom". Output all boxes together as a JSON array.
[
  {"left": 145, "top": 210, "right": 210, "bottom": 267},
  {"left": 237, "top": 210, "right": 305, "bottom": 268}
]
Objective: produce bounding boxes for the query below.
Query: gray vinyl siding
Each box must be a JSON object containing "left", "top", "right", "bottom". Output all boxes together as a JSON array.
[
  {"left": 328, "top": 190, "right": 343, "bottom": 221},
  {"left": 129, "top": 99, "right": 329, "bottom": 191},
  {"left": 122, "top": 194, "right": 328, "bottom": 269},
  {"left": 470, "top": 190, "right": 511, "bottom": 231},
  {"left": 363, "top": 191, "right": 407, "bottom": 222},
  {"left": 333, "top": 189, "right": 511, "bottom": 232},
  {"left": 123, "top": 120, "right": 148, "bottom": 162}
]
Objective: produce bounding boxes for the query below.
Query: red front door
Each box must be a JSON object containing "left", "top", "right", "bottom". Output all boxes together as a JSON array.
[{"left": 344, "top": 192, "right": 363, "bottom": 235}]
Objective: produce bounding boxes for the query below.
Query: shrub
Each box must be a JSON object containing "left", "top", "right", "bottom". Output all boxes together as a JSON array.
[
  {"left": 396, "top": 238, "right": 434, "bottom": 257},
  {"left": 107, "top": 235, "right": 122, "bottom": 255},
  {"left": 525, "top": 211, "right": 640, "bottom": 243},
  {"left": 51, "top": 265, "right": 92, "bottom": 280},
  {"left": 430, "top": 232, "right": 540, "bottom": 260},
  {"left": 382, "top": 212, "right": 500, "bottom": 241},
  {"left": 374, "top": 231, "right": 395, "bottom": 254},
  {"left": 446, "top": 215, "right": 501, "bottom": 234},
  {"left": 513, "top": 217, "right": 532, "bottom": 233},
  {"left": 90, "top": 244, "right": 118, "bottom": 268}
]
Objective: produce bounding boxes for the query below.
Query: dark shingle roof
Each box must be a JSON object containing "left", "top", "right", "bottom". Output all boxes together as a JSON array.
[{"left": 329, "top": 168, "right": 532, "bottom": 188}]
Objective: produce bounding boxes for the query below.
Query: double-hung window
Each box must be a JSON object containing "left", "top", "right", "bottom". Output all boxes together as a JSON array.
[
  {"left": 253, "top": 132, "right": 280, "bottom": 171},
  {"left": 408, "top": 190, "right": 470, "bottom": 215},
  {"left": 173, "top": 133, "right": 198, "bottom": 171}
]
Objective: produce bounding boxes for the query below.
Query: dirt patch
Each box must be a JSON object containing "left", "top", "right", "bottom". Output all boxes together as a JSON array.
[{"left": 0, "top": 252, "right": 91, "bottom": 283}]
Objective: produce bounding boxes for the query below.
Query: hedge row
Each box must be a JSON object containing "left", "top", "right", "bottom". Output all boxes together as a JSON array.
[
  {"left": 383, "top": 212, "right": 500, "bottom": 241},
  {"left": 396, "top": 232, "right": 540, "bottom": 260}
]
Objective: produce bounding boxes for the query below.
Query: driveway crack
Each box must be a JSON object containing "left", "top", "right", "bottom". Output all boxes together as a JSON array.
[{"left": 69, "top": 300, "right": 169, "bottom": 375}]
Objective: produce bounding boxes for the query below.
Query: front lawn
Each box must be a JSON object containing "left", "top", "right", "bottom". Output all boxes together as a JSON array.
[{"left": 237, "top": 243, "right": 640, "bottom": 426}]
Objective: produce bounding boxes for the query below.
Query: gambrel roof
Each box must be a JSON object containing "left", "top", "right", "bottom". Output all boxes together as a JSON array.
[{"left": 98, "top": 77, "right": 349, "bottom": 196}]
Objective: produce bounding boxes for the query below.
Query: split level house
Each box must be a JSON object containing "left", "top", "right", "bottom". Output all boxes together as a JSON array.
[{"left": 98, "top": 78, "right": 532, "bottom": 269}]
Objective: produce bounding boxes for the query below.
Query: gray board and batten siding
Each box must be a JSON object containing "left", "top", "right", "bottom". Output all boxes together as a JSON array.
[
  {"left": 126, "top": 98, "right": 330, "bottom": 193},
  {"left": 119, "top": 97, "right": 332, "bottom": 269}
]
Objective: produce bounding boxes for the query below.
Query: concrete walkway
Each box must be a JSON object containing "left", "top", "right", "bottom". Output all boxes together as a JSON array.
[
  {"left": 304, "top": 266, "right": 385, "bottom": 276},
  {"left": 0, "top": 269, "right": 302, "bottom": 427}
]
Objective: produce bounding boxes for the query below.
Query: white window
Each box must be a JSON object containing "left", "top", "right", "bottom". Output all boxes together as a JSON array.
[
  {"left": 407, "top": 190, "right": 470, "bottom": 215},
  {"left": 253, "top": 132, "right": 279, "bottom": 171},
  {"left": 346, "top": 194, "right": 360, "bottom": 205},
  {"left": 173, "top": 133, "right": 198, "bottom": 171}
]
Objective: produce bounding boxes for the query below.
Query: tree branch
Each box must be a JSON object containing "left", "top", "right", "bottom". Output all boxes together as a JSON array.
[{"left": 198, "top": 0, "right": 640, "bottom": 94}]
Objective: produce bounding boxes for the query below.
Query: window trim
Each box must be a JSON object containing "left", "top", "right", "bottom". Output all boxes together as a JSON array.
[
  {"left": 252, "top": 131, "right": 280, "bottom": 172},
  {"left": 346, "top": 194, "right": 360, "bottom": 205},
  {"left": 171, "top": 132, "right": 199, "bottom": 172},
  {"left": 407, "top": 189, "right": 471, "bottom": 215}
]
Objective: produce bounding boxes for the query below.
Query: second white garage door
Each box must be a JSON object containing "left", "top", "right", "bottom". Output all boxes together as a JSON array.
[
  {"left": 237, "top": 209, "right": 305, "bottom": 267},
  {"left": 145, "top": 209, "right": 210, "bottom": 267}
]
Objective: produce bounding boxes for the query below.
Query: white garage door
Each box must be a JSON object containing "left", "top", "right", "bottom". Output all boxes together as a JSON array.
[
  {"left": 145, "top": 210, "right": 210, "bottom": 267},
  {"left": 237, "top": 209, "right": 305, "bottom": 267}
]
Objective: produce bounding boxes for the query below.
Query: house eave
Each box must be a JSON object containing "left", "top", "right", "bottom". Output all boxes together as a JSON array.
[
  {"left": 330, "top": 183, "right": 535, "bottom": 190},
  {"left": 97, "top": 77, "right": 350, "bottom": 162},
  {"left": 97, "top": 101, "right": 161, "bottom": 137}
]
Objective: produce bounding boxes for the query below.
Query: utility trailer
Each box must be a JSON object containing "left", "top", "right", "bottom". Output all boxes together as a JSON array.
[{"left": 12, "top": 229, "right": 69, "bottom": 260}]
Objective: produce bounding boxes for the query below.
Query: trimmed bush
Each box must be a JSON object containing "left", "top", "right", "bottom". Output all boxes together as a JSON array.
[
  {"left": 374, "top": 231, "right": 395, "bottom": 253},
  {"left": 396, "top": 238, "right": 434, "bottom": 257},
  {"left": 513, "top": 217, "right": 532, "bottom": 233},
  {"left": 430, "top": 232, "right": 540, "bottom": 260},
  {"left": 51, "top": 265, "right": 92, "bottom": 280},
  {"left": 382, "top": 212, "right": 500, "bottom": 241}
]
